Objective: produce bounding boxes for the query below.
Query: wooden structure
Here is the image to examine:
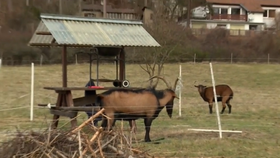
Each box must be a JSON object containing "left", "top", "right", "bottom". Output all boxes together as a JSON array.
[{"left": 29, "top": 13, "right": 160, "bottom": 129}]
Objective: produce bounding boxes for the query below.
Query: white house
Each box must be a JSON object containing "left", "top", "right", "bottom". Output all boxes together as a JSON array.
[{"left": 186, "top": 0, "right": 280, "bottom": 35}]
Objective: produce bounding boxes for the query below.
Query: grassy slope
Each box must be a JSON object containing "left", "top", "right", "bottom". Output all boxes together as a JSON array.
[{"left": 0, "top": 63, "right": 280, "bottom": 157}]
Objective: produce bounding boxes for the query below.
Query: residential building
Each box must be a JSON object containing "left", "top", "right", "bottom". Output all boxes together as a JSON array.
[
  {"left": 80, "top": 0, "right": 153, "bottom": 25},
  {"left": 181, "top": 0, "right": 280, "bottom": 36}
]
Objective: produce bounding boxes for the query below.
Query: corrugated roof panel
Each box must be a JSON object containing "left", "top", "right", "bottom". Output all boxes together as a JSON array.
[
  {"left": 29, "top": 14, "right": 160, "bottom": 47},
  {"left": 29, "top": 21, "right": 53, "bottom": 46},
  {"left": 41, "top": 18, "right": 160, "bottom": 47}
]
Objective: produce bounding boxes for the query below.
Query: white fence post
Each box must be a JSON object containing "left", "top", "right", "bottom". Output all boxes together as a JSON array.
[
  {"left": 178, "top": 64, "right": 182, "bottom": 117},
  {"left": 209, "top": 62, "right": 222, "bottom": 139},
  {"left": 30, "top": 63, "right": 34, "bottom": 121},
  {"left": 0, "top": 58, "right": 2, "bottom": 69}
]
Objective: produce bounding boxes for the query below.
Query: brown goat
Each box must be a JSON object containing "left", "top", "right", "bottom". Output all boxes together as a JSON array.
[
  {"left": 95, "top": 76, "right": 178, "bottom": 142},
  {"left": 194, "top": 84, "right": 233, "bottom": 114}
]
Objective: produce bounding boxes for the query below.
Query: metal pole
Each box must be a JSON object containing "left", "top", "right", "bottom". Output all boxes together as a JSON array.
[
  {"left": 59, "top": 0, "right": 62, "bottom": 14},
  {"left": 96, "top": 53, "right": 99, "bottom": 86},
  {"left": 209, "top": 62, "right": 222, "bottom": 139},
  {"left": 103, "top": 0, "right": 106, "bottom": 18}
]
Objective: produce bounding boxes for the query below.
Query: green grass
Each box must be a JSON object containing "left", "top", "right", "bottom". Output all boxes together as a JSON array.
[{"left": 1, "top": 62, "right": 280, "bottom": 157}]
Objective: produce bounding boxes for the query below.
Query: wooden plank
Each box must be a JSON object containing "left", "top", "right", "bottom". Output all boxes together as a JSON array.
[
  {"left": 43, "top": 86, "right": 144, "bottom": 91},
  {"left": 188, "top": 129, "right": 242, "bottom": 133},
  {"left": 73, "top": 96, "right": 96, "bottom": 107},
  {"left": 50, "top": 109, "right": 78, "bottom": 118},
  {"left": 54, "top": 106, "right": 101, "bottom": 112}
]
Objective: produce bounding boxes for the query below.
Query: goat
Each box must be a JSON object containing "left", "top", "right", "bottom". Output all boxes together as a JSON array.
[
  {"left": 194, "top": 84, "right": 233, "bottom": 114},
  {"left": 84, "top": 79, "right": 136, "bottom": 132},
  {"left": 95, "top": 76, "right": 179, "bottom": 142}
]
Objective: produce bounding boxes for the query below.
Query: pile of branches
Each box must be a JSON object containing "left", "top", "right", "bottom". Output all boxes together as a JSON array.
[{"left": 0, "top": 109, "right": 153, "bottom": 158}]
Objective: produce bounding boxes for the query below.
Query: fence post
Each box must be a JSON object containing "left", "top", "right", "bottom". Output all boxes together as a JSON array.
[
  {"left": 0, "top": 58, "right": 2, "bottom": 69},
  {"left": 231, "top": 53, "right": 233, "bottom": 64},
  {"left": 40, "top": 54, "right": 43, "bottom": 66},
  {"left": 75, "top": 54, "right": 78, "bottom": 65},
  {"left": 268, "top": 54, "right": 270, "bottom": 64},
  {"left": 194, "top": 53, "right": 196, "bottom": 64},
  {"left": 209, "top": 62, "right": 222, "bottom": 139},
  {"left": 30, "top": 63, "right": 34, "bottom": 121},
  {"left": 178, "top": 64, "right": 182, "bottom": 117}
]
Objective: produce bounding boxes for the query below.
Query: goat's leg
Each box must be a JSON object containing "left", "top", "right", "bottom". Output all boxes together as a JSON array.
[
  {"left": 144, "top": 118, "right": 153, "bottom": 142},
  {"left": 105, "top": 112, "right": 114, "bottom": 131},
  {"left": 221, "top": 97, "right": 230, "bottom": 114},
  {"left": 208, "top": 101, "right": 213, "bottom": 114},
  {"left": 129, "top": 120, "right": 137, "bottom": 134},
  {"left": 220, "top": 102, "right": 226, "bottom": 114},
  {"left": 227, "top": 101, "right": 232, "bottom": 114}
]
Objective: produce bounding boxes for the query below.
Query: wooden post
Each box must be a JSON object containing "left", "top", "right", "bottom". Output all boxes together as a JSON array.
[
  {"left": 62, "top": 45, "right": 67, "bottom": 87},
  {"left": 40, "top": 54, "right": 43, "bottom": 66},
  {"left": 231, "top": 53, "right": 233, "bottom": 64},
  {"left": 194, "top": 53, "right": 196, "bottom": 64}
]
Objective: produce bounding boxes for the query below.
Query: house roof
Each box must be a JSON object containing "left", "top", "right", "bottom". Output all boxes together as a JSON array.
[
  {"left": 28, "top": 14, "right": 160, "bottom": 48},
  {"left": 207, "top": 0, "right": 280, "bottom": 12}
]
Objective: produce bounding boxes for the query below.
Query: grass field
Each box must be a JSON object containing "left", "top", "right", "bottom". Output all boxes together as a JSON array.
[{"left": 0, "top": 62, "right": 280, "bottom": 157}]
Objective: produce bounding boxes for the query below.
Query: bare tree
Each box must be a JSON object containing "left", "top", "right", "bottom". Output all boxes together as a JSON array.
[{"left": 138, "top": 15, "right": 191, "bottom": 87}]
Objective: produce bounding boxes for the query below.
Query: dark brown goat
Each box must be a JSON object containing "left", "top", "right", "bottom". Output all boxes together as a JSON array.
[
  {"left": 95, "top": 76, "right": 178, "bottom": 142},
  {"left": 194, "top": 84, "right": 233, "bottom": 114}
]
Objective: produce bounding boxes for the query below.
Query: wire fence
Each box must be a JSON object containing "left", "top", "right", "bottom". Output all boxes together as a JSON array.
[
  {"left": 0, "top": 61, "right": 279, "bottom": 146},
  {"left": 0, "top": 55, "right": 280, "bottom": 66}
]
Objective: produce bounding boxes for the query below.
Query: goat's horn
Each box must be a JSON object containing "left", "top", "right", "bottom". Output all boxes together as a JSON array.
[
  {"left": 148, "top": 76, "right": 171, "bottom": 89},
  {"left": 173, "top": 77, "right": 179, "bottom": 90}
]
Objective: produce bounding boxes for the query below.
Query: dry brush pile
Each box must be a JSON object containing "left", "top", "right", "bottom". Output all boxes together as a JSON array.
[{"left": 0, "top": 110, "right": 153, "bottom": 158}]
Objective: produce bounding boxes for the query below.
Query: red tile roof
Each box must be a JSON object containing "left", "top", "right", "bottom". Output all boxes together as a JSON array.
[{"left": 207, "top": 0, "right": 280, "bottom": 12}]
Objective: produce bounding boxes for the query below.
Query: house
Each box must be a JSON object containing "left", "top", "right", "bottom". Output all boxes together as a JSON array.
[
  {"left": 80, "top": 0, "right": 153, "bottom": 25},
  {"left": 186, "top": 0, "right": 280, "bottom": 35},
  {"left": 81, "top": 0, "right": 139, "bottom": 20}
]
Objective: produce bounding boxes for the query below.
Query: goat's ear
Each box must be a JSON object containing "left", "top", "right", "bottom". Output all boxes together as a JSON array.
[
  {"left": 194, "top": 85, "right": 198, "bottom": 87},
  {"left": 173, "top": 93, "right": 179, "bottom": 99}
]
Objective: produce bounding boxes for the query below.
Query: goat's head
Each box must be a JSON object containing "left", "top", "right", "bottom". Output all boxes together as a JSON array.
[
  {"left": 194, "top": 85, "right": 207, "bottom": 93},
  {"left": 148, "top": 76, "right": 179, "bottom": 118}
]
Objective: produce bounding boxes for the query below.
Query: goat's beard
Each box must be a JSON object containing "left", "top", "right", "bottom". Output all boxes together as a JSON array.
[{"left": 166, "top": 104, "right": 173, "bottom": 118}]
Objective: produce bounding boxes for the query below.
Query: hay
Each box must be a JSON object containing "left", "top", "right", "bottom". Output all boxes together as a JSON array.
[{"left": 0, "top": 111, "right": 153, "bottom": 158}]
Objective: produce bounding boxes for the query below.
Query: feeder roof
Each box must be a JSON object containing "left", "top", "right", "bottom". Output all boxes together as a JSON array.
[{"left": 29, "top": 14, "right": 160, "bottom": 48}]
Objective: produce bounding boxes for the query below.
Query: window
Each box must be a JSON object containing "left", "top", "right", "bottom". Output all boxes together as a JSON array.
[
  {"left": 263, "top": 10, "right": 268, "bottom": 17},
  {"left": 263, "top": 9, "right": 276, "bottom": 18},
  {"left": 269, "top": 10, "right": 276, "bottom": 17},
  {"left": 216, "top": 24, "right": 226, "bottom": 29},
  {"left": 231, "top": 8, "right": 240, "bottom": 15},
  {"left": 84, "top": 13, "right": 96, "bottom": 17},
  {"left": 249, "top": 25, "right": 257, "bottom": 30},
  {"left": 213, "top": 8, "right": 219, "bottom": 14},
  {"left": 221, "top": 8, "right": 228, "bottom": 14}
]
